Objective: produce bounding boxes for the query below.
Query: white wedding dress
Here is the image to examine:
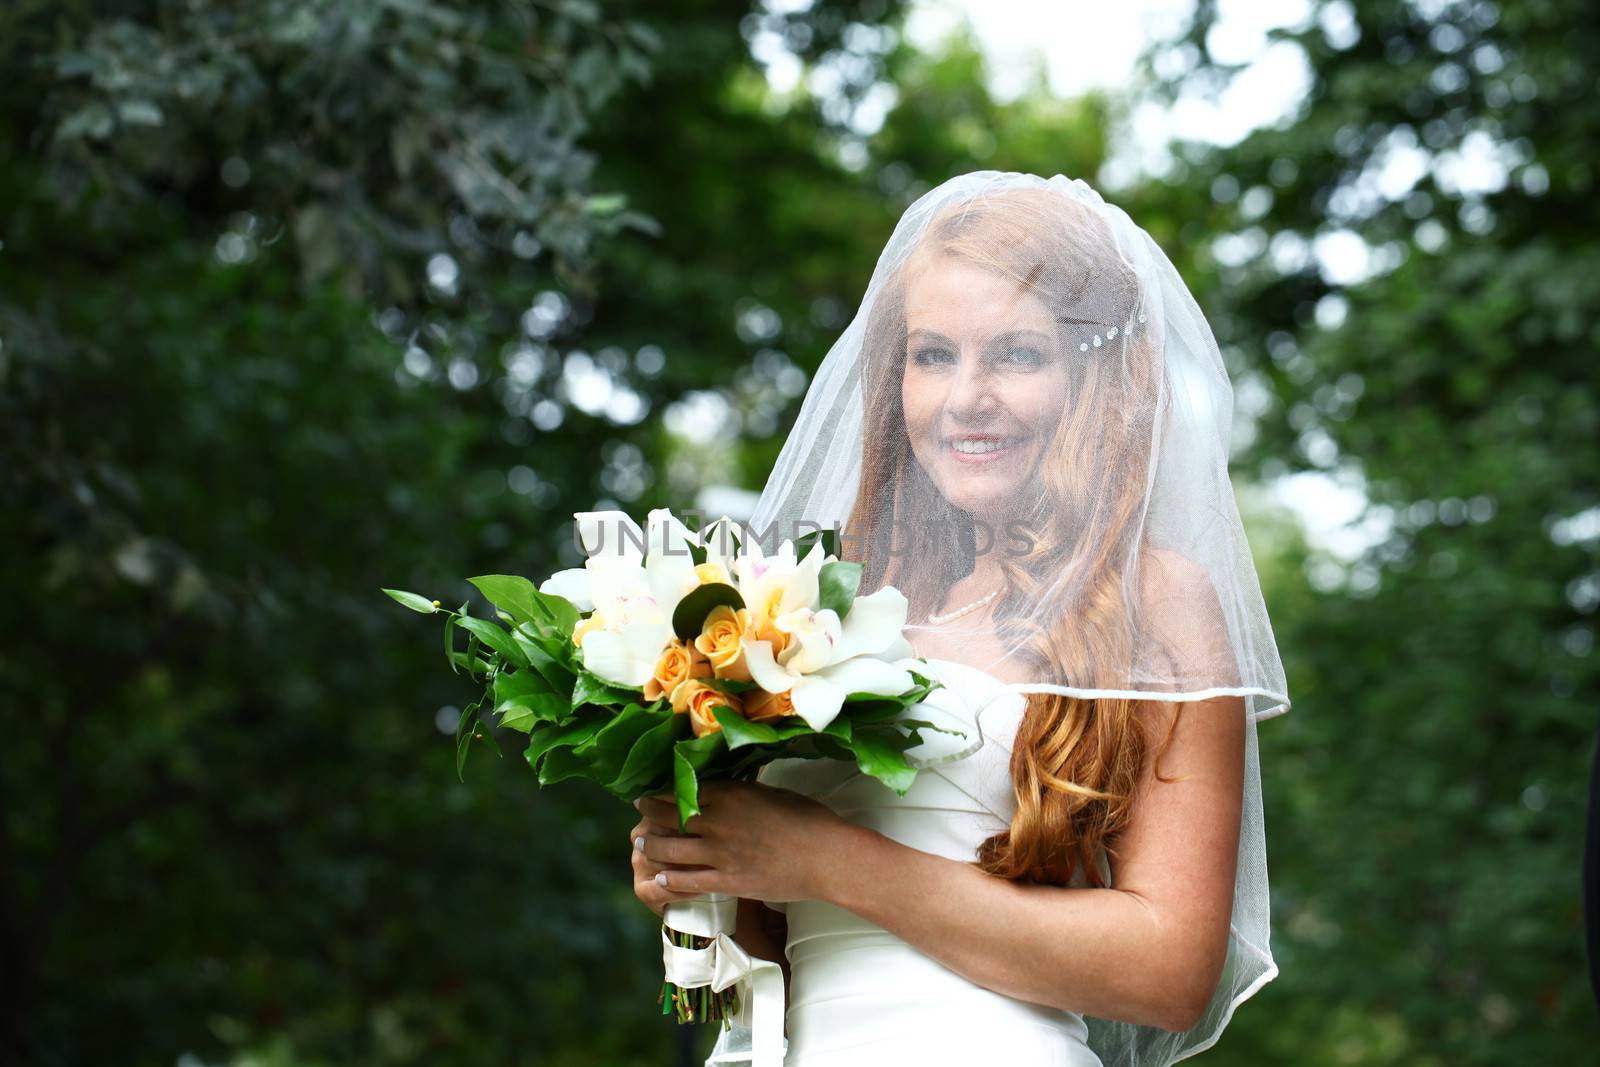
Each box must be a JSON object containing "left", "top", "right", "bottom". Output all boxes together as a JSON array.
[{"left": 706, "top": 656, "right": 1104, "bottom": 1067}]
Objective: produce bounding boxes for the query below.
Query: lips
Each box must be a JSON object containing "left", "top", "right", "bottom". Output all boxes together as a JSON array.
[{"left": 945, "top": 434, "right": 1022, "bottom": 461}]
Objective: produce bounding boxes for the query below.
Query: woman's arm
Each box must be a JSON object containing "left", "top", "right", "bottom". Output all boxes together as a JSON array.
[
  {"left": 639, "top": 553, "right": 1246, "bottom": 1031},
  {"left": 822, "top": 690, "right": 1245, "bottom": 1033}
]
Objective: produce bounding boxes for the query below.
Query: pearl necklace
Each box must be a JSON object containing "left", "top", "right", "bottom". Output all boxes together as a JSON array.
[{"left": 926, "top": 586, "right": 1002, "bottom": 625}]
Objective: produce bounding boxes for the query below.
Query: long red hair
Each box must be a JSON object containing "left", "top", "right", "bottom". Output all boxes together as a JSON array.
[{"left": 843, "top": 189, "right": 1182, "bottom": 887}]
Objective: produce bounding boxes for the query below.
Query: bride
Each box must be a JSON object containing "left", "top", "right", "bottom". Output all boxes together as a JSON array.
[{"left": 628, "top": 172, "right": 1291, "bottom": 1066}]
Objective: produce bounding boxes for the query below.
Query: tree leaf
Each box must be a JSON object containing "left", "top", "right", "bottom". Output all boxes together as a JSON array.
[{"left": 383, "top": 588, "right": 438, "bottom": 614}]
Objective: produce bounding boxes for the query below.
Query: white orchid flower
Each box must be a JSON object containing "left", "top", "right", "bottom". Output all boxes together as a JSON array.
[
  {"left": 537, "top": 509, "right": 701, "bottom": 688},
  {"left": 737, "top": 538, "right": 825, "bottom": 627},
  {"left": 741, "top": 586, "right": 913, "bottom": 731}
]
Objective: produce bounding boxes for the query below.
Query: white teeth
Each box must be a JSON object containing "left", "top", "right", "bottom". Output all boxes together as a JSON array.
[{"left": 951, "top": 438, "right": 1011, "bottom": 454}]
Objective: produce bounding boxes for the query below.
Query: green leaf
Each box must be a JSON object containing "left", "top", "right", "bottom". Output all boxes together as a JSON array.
[
  {"left": 671, "top": 581, "right": 745, "bottom": 641},
  {"left": 794, "top": 527, "right": 840, "bottom": 559},
  {"left": 712, "top": 705, "right": 782, "bottom": 749},
  {"left": 448, "top": 649, "right": 492, "bottom": 675},
  {"left": 822, "top": 716, "right": 852, "bottom": 742},
  {"left": 443, "top": 601, "right": 469, "bottom": 673},
  {"left": 817, "top": 561, "right": 863, "bottom": 619},
  {"left": 524, "top": 712, "right": 608, "bottom": 771},
  {"left": 468, "top": 574, "right": 580, "bottom": 635},
  {"left": 537, "top": 744, "right": 592, "bottom": 785},
  {"left": 495, "top": 664, "right": 556, "bottom": 701},
  {"left": 608, "top": 709, "right": 689, "bottom": 796},
  {"left": 849, "top": 729, "right": 919, "bottom": 795},
  {"left": 896, "top": 717, "right": 967, "bottom": 740},
  {"left": 571, "top": 669, "right": 641, "bottom": 709},
  {"left": 383, "top": 588, "right": 438, "bottom": 614},
  {"left": 515, "top": 627, "right": 579, "bottom": 694},
  {"left": 838, "top": 698, "right": 909, "bottom": 724},
  {"left": 810, "top": 733, "right": 855, "bottom": 762},
  {"left": 577, "top": 702, "right": 668, "bottom": 784},
  {"left": 454, "top": 702, "right": 481, "bottom": 782},
  {"left": 671, "top": 733, "right": 726, "bottom": 829},
  {"left": 456, "top": 615, "right": 530, "bottom": 669},
  {"left": 493, "top": 671, "right": 570, "bottom": 731}
]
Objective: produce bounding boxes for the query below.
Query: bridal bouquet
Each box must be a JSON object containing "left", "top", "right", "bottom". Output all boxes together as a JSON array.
[{"left": 383, "top": 508, "right": 958, "bottom": 1046}]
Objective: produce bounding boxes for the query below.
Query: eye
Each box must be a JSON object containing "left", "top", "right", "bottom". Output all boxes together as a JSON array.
[
  {"left": 998, "top": 346, "right": 1047, "bottom": 368},
  {"left": 910, "top": 346, "right": 956, "bottom": 368}
]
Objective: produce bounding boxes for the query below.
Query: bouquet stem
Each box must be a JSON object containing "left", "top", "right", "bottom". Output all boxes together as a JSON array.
[
  {"left": 658, "top": 893, "right": 744, "bottom": 1029},
  {"left": 658, "top": 924, "right": 742, "bottom": 1025}
]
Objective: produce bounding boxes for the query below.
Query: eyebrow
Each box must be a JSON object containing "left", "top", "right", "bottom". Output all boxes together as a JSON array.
[{"left": 907, "top": 328, "right": 1053, "bottom": 346}]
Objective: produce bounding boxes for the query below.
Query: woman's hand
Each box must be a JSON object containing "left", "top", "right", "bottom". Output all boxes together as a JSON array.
[
  {"left": 628, "top": 779, "right": 857, "bottom": 910},
  {"left": 630, "top": 803, "right": 708, "bottom": 919}
]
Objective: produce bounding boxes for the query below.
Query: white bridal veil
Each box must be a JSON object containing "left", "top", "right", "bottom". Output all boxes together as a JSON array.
[{"left": 746, "top": 171, "right": 1291, "bottom": 1066}]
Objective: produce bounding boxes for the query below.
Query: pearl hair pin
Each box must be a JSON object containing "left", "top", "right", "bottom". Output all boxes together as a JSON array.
[{"left": 1079, "top": 310, "right": 1147, "bottom": 353}]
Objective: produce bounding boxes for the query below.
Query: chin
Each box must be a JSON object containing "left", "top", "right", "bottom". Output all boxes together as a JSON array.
[
  {"left": 911, "top": 440, "right": 1037, "bottom": 520},
  {"left": 931, "top": 470, "right": 1028, "bottom": 518}
]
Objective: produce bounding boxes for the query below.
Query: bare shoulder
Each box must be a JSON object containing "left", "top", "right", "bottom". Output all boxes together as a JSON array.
[
  {"left": 1138, "top": 546, "right": 1214, "bottom": 607},
  {"left": 1136, "top": 547, "right": 1234, "bottom": 680}
]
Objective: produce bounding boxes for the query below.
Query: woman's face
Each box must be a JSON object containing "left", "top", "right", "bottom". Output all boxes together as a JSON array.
[{"left": 901, "top": 255, "right": 1070, "bottom": 516}]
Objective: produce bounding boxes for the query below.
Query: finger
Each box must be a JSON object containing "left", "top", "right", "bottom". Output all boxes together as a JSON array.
[
  {"left": 635, "top": 794, "right": 688, "bottom": 829},
  {"left": 636, "top": 876, "right": 708, "bottom": 910},
  {"left": 652, "top": 867, "right": 724, "bottom": 896},
  {"left": 631, "top": 834, "right": 704, "bottom": 877},
  {"left": 641, "top": 832, "right": 713, "bottom": 867}
]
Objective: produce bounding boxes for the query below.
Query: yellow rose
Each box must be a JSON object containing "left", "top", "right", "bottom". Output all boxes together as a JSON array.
[
  {"left": 644, "top": 638, "right": 711, "bottom": 703},
  {"left": 572, "top": 608, "right": 607, "bottom": 648},
  {"left": 695, "top": 604, "right": 753, "bottom": 681},
  {"left": 744, "top": 687, "right": 796, "bottom": 723},
  {"left": 670, "top": 678, "right": 744, "bottom": 738},
  {"left": 694, "top": 561, "right": 730, "bottom": 585}
]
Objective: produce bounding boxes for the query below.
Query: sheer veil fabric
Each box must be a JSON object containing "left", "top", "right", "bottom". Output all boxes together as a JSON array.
[{"left": 745, "top": 171, "right": 1291, "bottom": 1066}]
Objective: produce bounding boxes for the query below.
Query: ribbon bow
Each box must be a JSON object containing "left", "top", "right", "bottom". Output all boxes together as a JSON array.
[{"left": 661, "top": 894, "right": 787, "bottom": 1067}]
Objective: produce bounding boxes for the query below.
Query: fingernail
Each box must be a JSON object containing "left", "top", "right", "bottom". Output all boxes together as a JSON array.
[
  {"left": 634, "top": 835, "right": 646, "bottom": 852},
  {"left": 633, "top": 797, "right": 642, "bottom": 810},
  {"left": 655, "top": 872, "right": 668, "bottom": 887}
]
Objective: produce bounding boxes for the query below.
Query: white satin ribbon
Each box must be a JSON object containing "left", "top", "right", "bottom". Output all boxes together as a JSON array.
[{"left": 661, "top": 894, "right": 787, "bottom": 1067}]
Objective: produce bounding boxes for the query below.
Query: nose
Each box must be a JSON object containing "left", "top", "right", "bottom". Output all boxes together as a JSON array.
[{"left": 942, "top": 348, "right": 1002, "bottom": 424}]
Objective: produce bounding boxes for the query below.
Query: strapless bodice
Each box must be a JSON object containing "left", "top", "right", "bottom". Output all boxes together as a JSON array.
[{"left": 706, "top": 657, "right": 1103, "bottom": 1067}]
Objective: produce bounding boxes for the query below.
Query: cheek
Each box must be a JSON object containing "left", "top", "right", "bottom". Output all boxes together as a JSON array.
[
  {"left": 999, "top": 368, "right": 1068, "bottom": 436},
  {"left": 900, "top": 369, "right": 939, "bottom": 442}
]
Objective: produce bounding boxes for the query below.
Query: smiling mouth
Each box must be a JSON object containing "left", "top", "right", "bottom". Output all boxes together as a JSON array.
[{"left": 946, "top": 435, "right": 1022, "bottom": 456}]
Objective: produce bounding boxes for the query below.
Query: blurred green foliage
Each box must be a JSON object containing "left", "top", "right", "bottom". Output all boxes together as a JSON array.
[
  {"left": 1142, "top": 0, "right": 1600, "bottom": 1061},
  {"left": 1, "top": 0, "right": 1594, "bottom": 1064}
]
